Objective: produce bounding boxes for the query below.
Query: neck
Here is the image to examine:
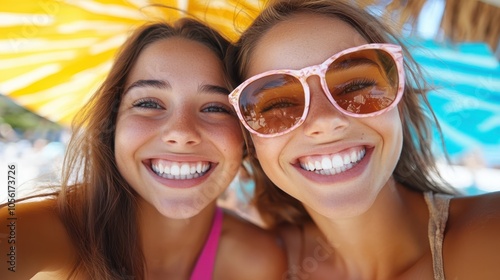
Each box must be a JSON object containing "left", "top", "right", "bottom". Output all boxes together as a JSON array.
[
  {"left": 305, "top": 181, "right": 430, "bottom": 279},
  {"left": 137, "top": 199, "right": 218, "bottom": 278}
]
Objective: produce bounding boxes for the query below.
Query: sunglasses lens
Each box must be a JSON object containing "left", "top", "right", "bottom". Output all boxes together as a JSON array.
[
  {"left": 325, "top": 49, "right": 399, "bottom": 115},
  {"left": 238, "top": 74, "right": 305, "bottom": 135}
]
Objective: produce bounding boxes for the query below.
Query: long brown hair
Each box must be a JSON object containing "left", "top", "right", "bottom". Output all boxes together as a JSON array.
[
  {"left": 57, "top": 18, "right": 231, "bottom": 279},
  {"left": 228, "top": 0, "right": 455, "bottom": 228}
]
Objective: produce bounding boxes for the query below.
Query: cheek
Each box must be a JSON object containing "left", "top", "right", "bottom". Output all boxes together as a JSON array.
[
  {"left": 370, "top": 109, "right": 403, "bottom": 160},
  {"left": 211, "top": 122, "right": 245, "bottom": 159},
  {"left": 251, "top": 136, "right": 283, "bottom": 173},
  {"left": 251, "top": 136, "right": 269, "bottom": 160},
  {"left": 386, "top": 110, "right": 403, "bottom": 145},
  {"left": 115, "top": 116, "right": 156, "bottom": 160},
  {"left": 369, "top": 107, "right": 402, "bottom": 134}
]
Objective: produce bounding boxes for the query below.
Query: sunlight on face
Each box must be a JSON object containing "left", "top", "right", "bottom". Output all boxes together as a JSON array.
[
  {"left": 247, "top": 14, "right": 403, "bottom": 219},
  {"left": 115, "top": 38, "right": 244, "bottom": 219}
]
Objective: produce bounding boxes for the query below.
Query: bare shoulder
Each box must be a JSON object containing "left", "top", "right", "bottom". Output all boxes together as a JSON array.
[
  {"left": 216, "top": 209, "right": 287, "bottom": 280},
  {"left": 0, "top": 199, "right": 76, "bottom": 279},
  {"left": 448, "top": 191, "right": 500, "bottom": 236},
  {"left": 444, "top": 191, "right": 500, "bottom": 278}
]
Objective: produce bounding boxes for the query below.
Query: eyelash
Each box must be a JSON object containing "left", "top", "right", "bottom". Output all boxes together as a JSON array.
[
  {"left": 132, "top": 98, "right": 163, "bottom": 109},
  {"left": 337, "top": 79, "right": 377, "bottom": 95},
  {"left": 262, "top": 98, "right": 298, "bottom": 113},
  {"left": 202, "top": 103, "right": 232, "bottom": 114}
]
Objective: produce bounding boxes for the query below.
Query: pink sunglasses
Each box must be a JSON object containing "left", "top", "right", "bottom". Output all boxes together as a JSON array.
[{"left": 229, "top": 43, "right": 405, "bottom": 137}]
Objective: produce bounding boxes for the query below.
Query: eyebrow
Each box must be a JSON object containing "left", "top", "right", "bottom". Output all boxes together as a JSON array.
[
  {"left": 199, "top": 84, "right": 230, "bottom": 95},
  {"left": 124, "top": 79, "right": 230, "bottom": 96},
  {"left": 331, "top": 57, "right": 378, "bottom": 70},
  {"left": 124, "top": 79, "right": 170, "bottom": 94}
]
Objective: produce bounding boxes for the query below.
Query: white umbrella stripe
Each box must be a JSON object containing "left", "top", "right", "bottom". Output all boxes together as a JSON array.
[{"left": 0, "top": 64, "right": 61, "bottom": 94}]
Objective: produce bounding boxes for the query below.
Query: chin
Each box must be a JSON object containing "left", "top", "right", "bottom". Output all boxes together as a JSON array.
[
  {"left": 305, "top": 189, "right": 379, "bottom": 219},
  {"left": 157, "top": 199, "right": 211, "bottom": 220}
]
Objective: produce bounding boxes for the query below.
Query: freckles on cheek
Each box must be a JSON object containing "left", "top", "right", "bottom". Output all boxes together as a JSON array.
[
  {"left": 116, "top": 118, "right": 156, "bottom": 147},
  {"left": 214, "top": 125, "right": 245, "bottom": 154},
  {"left": 373, "top": 108, "right": 400, "bottom": 126},
  {"left": 251, "top": 137, "right": 279, "bottom": 167}
]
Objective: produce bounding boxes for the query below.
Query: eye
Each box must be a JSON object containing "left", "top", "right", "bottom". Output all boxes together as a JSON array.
[
  {"left": 336, "top": 79, "right": 377, "bottom": 95},
  {"left": 132, "top": 98, "right": 163, "bottom": 109},
  {"left": 202, "top": 103, "right": 232, "bottom": 114},
  {"left": 261, "top": 98, "right": 299, "bottom": 113}
]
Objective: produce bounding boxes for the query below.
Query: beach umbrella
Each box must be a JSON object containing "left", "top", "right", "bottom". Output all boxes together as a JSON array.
[
  {"left": 0, "top": 0, "right": 262, "bottom": 125},
  {"left": 410, "top": 39, "right": 500, "bottom": 166}
]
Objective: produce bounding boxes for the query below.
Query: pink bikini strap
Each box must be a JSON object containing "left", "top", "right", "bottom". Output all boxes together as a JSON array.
[{"left": 190, "top": 207, "right": 223, "bottom": 280}]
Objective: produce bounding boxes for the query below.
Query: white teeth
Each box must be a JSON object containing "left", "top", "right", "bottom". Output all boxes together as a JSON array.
[
  {"left": 350, "top": 151, "right": 357, "bottom": 163},
  {"left": 151, "top": 161, "right": 210, "bottom": 180},
  {"left": 343, "top": 154, "right": 351, "bottom": 165},
  {"left": 180, "top": 164, "right": 190, "bottom": 175},
  {"left": 332, "top": 155, "right": 343, "bottom": 168},
  {"left": 308, "top": 162, "right": 315, "bottom": 171},
  {"left": 171, "top": 165, "right": 180, "bottom": 176},
  {"left": 321, "top": 157, "right": 332, "bottom": 169},
  {"left": 315, "top": 161, "right": 322, "bottom": 170},
  {"left": 300, "top": 148, "right": 366, "bottom": 175}
]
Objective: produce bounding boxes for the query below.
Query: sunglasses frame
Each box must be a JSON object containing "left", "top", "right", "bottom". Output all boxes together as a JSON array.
[{"left": 229, "top": 43, "right": 405, "bottom": 138}]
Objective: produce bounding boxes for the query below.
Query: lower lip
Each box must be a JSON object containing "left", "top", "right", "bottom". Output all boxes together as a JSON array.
[
  {"left": 145, "top": 162, "right": 216, "bottom": 189},
  {"left": 294, "top": 148, "right": 372, "bottom": 184}
]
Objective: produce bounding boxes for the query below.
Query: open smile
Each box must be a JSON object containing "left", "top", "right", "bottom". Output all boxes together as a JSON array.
[
  {"left": 150, "top": 159, "right": 211, "bottom": 180},
  {"left": 298, "top": 147, "right": 366, "bottom": 176}
]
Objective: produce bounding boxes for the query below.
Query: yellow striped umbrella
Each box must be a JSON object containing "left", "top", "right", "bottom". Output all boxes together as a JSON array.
[{"left": 0, "top": 0, "right": 262, "bottom": 125}]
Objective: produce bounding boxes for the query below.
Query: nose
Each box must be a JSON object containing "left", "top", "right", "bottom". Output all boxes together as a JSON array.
[
  {"left": 302, "top": 77, "right": 349, "bottom": 137},
  {"left": 160, "top": 111, "right": 202, "bottom": 146}
]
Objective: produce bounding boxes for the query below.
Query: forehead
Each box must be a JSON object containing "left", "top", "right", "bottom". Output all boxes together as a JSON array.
[
  {"left": 128, "top": 37, "right": 224, "bottom": 83},
  {"left": 247, "top": 13, "right": 369, "bottom": 77}
]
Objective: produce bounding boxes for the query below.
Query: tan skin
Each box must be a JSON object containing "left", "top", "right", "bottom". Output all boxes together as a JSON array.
[
  {"left": 1, "top": 199, "right": 286, "bottom": 280},
  {"left": 0, "top": 37, "right": 286, "bottom": 280},
  {"left": 279, "top": 189, "right": 500, "bottom": 280},
  {"left": 245, "top": 13, "right": 500, "bottom": 279},
  {"left": 0, "top": 200, "right": 77, "bottom": 279}
]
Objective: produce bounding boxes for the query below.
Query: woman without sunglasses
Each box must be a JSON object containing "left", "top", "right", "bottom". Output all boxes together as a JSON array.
[
  {"left": 0, "top": 19, "right": 286, "bottom": 280},
  {"left": 227, "top": 0, "right": 500, "bottom": 279}
]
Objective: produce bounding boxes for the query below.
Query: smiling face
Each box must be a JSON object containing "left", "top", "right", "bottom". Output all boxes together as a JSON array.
[
  {"left": 115, "top": 37, "right": 243, "bottom": 219},
  {"left": 246, "top": 14, "right": 403, "bottom": 218}
]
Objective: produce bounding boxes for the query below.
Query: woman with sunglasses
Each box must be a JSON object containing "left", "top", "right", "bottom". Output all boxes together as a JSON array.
[
  {"left": 0, "top": 19, "right": 286, "bottom": 279},
  {"left": 227, "top": 0, "right": 500, "bottom": 279}
]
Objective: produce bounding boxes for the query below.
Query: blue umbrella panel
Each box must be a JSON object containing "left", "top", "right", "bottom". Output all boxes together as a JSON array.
[{"left": 409, "top": 39, "right": 500, "bottom": 168}]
